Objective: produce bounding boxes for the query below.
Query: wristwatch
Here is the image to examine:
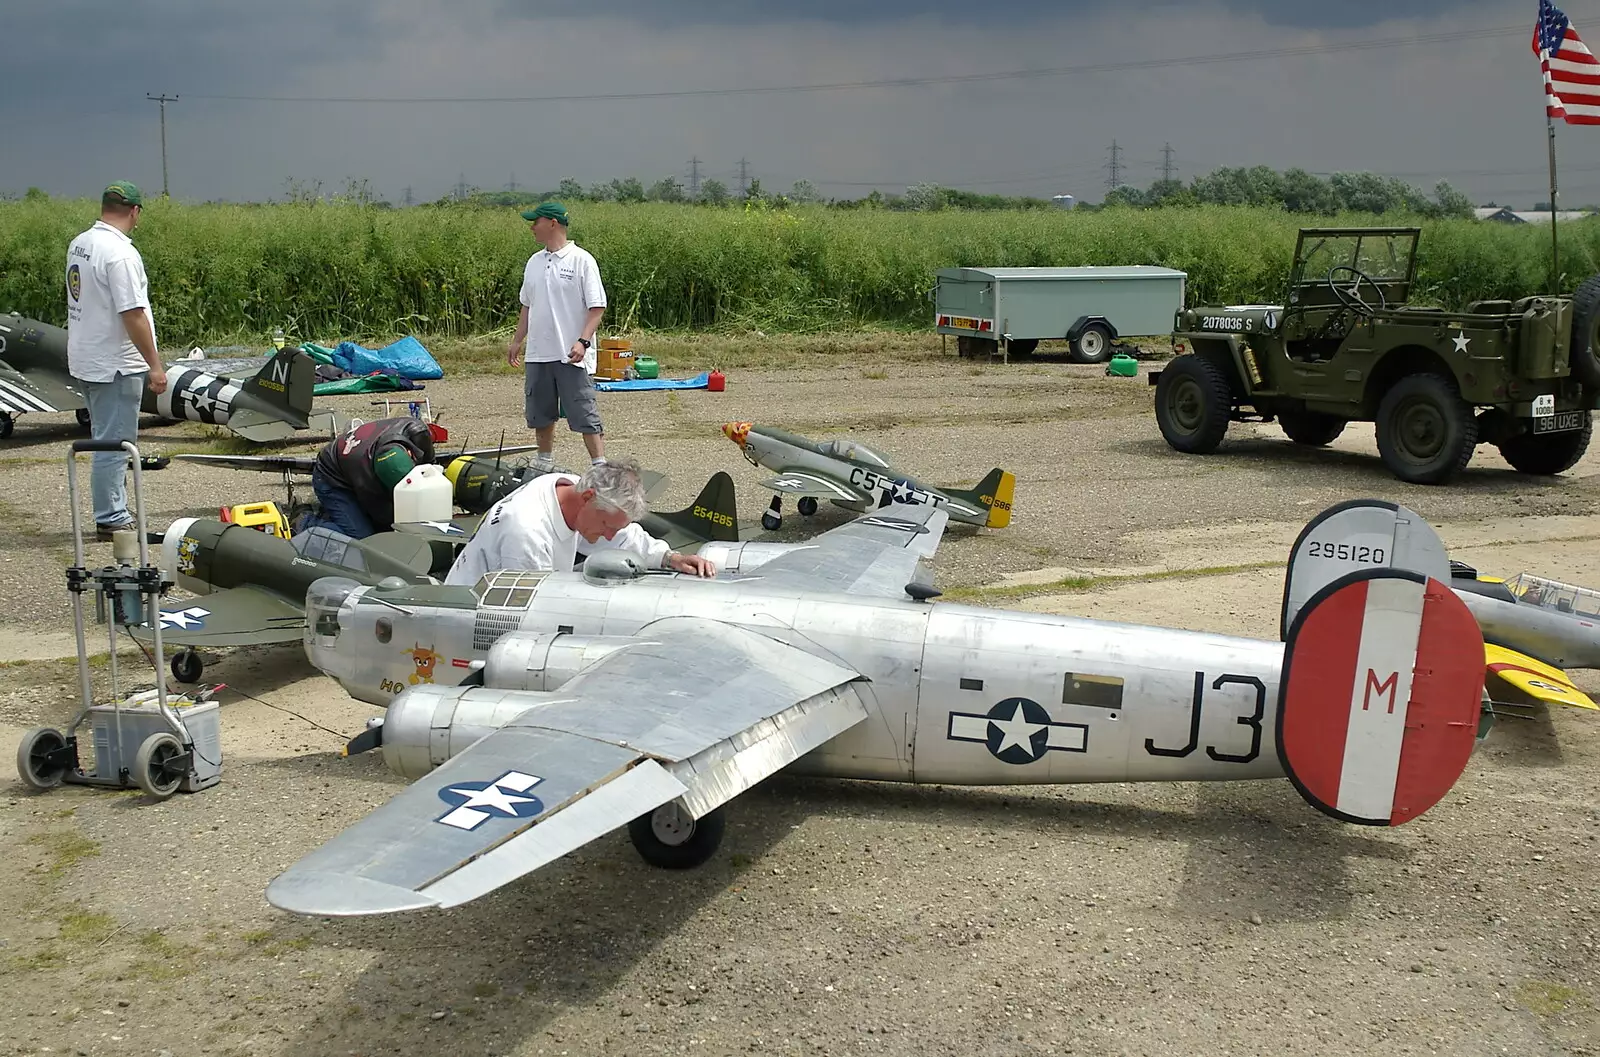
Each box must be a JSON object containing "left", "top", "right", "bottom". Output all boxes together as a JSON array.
[{"left": 577, "top": 338, "right": 591, "bottom": 349}]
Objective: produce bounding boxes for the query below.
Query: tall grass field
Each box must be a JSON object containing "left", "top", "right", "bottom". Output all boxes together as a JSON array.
[{"left": 4, "top": 197, "right": 1600, "bottom": 346}]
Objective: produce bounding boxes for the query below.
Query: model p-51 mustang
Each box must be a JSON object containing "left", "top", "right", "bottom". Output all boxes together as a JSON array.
[
  {"left": 0, "top": 313, "right": 320, "bottom": 442},
  {"left": 721, "top": 420, "right": 1014, "bottom": 531},
  {"left": 252, "top": 498, "right": 1494, "bottom": 919}
]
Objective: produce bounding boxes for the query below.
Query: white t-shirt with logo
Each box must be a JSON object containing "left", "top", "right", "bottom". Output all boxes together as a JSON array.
[
  {"left": 443, "top": 472, "right": 669, "bottom": 586},
  {"left": 64, "top": 220, "right": 154, "bottom": 382},
  {"left": 519, "top": 242, "right": 606, "bottom": 373}
]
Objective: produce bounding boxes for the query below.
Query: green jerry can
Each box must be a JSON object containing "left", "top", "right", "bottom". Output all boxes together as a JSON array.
[
  {"left": 1106, "top": 352, "right": 1139, "bottom": 377},
  {"left": 634, "top": 355, "right": 659, "bottom": 379}
]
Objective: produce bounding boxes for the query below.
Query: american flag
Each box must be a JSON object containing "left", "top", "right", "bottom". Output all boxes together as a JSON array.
[{"left": 1534, "top": 0, "right": 1600, "bottom": 124}]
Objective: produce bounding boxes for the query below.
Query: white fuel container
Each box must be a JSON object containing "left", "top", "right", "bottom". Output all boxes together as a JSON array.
[{"left": 392, "top": 462, "right": 452, "bottom": 524}]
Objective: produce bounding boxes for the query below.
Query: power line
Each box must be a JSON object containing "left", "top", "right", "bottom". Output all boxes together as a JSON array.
[{"left": 176, "top": 24, "right": 1528, "bottom": 105}]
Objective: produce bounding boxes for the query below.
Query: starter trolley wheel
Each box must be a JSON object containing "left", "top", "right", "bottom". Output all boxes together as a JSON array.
[
  {"left": 16, "top": 727, "right": 69, "bottom": 791},
  {"left": 628, "top": 803, "right": 726, "bottom": 870},
  {"left": 797, "top": 497, "right": 819, "bottom": 517},
  {"left": 133, "top": 732, "right": 186, "bottom": 800},
  {"left": 170, "top": 649, "right": 204, "bottom": 684},
  {"left": 75, "top": 408, "right": 92, "bottom": 432}
]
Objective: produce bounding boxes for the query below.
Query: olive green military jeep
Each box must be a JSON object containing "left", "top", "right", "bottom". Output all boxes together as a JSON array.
[{"left": 1149, "top": 226, "right": 1600, "bottom": 484}]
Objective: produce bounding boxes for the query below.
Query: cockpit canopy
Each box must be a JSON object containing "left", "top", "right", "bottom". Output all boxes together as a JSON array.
[
  {"left": 472, "top": 569, "right": 550, "bottom": 608},
  {"left": 1503, "top": 572, "right": 1600, "bottom": 618},
  {"left": 820, "top": 437, "right": 891, "bottom": 467}
]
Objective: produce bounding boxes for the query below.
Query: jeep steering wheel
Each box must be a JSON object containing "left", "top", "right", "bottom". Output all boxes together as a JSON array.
[{"left": 1327, "top": 265, "right": 1387, "bottom": 316}]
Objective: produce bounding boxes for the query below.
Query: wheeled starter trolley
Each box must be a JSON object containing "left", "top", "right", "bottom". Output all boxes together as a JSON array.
[{"left": 14, "top": 439, "right": 222, "bottom": 800}]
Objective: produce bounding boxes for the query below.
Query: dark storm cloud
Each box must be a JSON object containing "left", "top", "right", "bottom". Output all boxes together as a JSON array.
[{"left": 495, "top": 0, "right": 1494, "bottom": 30}]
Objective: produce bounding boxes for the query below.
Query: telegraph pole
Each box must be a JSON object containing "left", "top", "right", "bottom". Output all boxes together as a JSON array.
[
  {"left": 146, "top": 93, "right": 178, "bottom": 197},
  {"left": 1160, "top": 143, "right": 1176, "bottom": 184}
]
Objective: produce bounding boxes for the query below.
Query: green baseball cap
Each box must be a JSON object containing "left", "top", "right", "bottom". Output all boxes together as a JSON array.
[
  {"left": 102, "top": 180, "right": 143, "bottom": 207},
  {"left": 520, "top": 200, "right": 569, "bottom": 224}
]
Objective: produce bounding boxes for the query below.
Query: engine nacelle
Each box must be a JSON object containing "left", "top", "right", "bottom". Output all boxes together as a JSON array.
[
  {"left": 483, "top": 630, "right": 645, "bottom": 692},
  {"left": 695, "top": 540, "right": 809, "bottom": 574},
  {"left": 375, "top": 683, "right": 558, "bottom": 779}
]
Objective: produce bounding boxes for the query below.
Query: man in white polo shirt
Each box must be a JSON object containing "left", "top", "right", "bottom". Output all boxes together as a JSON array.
[
  {"left": 504, "top": 201, "right": 608, "bottom": 473},
  {"left": 65, "top": 180, "right": 167, "bottom": 540}
]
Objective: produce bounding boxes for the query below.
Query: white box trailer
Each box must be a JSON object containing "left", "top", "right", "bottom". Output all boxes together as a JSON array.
[{"left": 932, "top": 265, "right": 1188, "bottom": 363}]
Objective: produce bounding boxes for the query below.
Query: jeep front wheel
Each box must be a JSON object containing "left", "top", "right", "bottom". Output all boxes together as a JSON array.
[
  {"left": 1374, "top": 373, "right": 1478, "bottom": 484},
  {"left": 1277, "top": 409, "right": 1346, "bottom": 447},
  {"left": 1496, "top": 412, "right": 1593, "bottom": 475},
  {"left": 1154, "top": 356, "right": 1233, "bottom": 454}
]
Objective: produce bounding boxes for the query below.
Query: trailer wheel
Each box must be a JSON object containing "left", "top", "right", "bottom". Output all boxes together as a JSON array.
[
  {"left": 1006, "top": 338, "right": 1039, "bottom": 357},
  {"left": 1069, "top": 322, "right": 1113, "bottom": 364},
  {"left": 957, "top": 336, "right": 996, "bottom": 359}
]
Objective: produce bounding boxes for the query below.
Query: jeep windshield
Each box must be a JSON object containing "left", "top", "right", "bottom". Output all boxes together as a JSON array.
[{"left": 1291, "top": 229, "right": 1418, "bottom": 288}]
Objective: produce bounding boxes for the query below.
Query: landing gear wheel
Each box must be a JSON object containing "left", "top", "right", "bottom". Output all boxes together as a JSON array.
[
  {"left": 1154, "top": 356, "right": 1233, "bottom": 454},
  {"left": 1497, "top": 412, "right": 1593, "bottom": 475},
  {"left": 75, "top": 408, "right": 92, "bottom": 432},
  {"left": 133, "top": 732, "right": 185, "bottom": 800},
  {"left": 170, "top": 649, "right": 203, "bottom": 684},
  {"left": 16, "top": 727, "right": 68, "bottom": 791},
  {"left": 797, "top": 497, "right": 818, "bottom": 517},
  {"left": 1277, "top": 409, "right": 1347, "bottom": 447},
  {"left": 1375, "top": 373, "right": 1477, "bottom": 484},
  {"left": 628, "top": 803, "right": 725, "bottom": 869},
  {"left": 0, "top": 411, "right": 12, "bottom": 440},
  {"left": 761, "top": 496, "right": 782, "bottom": 531},
  {"left": 1069, "top": 323, "right": 1113, "bottom": 364}
]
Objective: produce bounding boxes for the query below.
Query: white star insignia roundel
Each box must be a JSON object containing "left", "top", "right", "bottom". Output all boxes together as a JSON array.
[
  {"left": 158, "top": 606, "right": 211, "bottom": 629},
  {"left": 435, "top": 770, "right": 545, "bottom": 831}
]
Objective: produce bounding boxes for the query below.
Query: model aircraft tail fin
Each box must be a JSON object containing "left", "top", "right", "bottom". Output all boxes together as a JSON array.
[
  {"left": 652, "top": 471, "right": 740, "bottom": 544},
  {"left": 1277, "top": 567, "right": 1485, "bottom": 826},
  {"left": 1280, "top": 499, "right": 1450, "bottom": 640},
  {"left": 947, "top": 468, "right": 1015, "bottom": 529},
  {"left": 237, "top": 346, "right": 315, "bottom": 428}
]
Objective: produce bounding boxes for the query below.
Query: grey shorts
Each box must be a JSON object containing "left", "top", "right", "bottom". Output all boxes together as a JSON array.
[{"left": 525, "top": 360, "right": 603, "bottom": 433}]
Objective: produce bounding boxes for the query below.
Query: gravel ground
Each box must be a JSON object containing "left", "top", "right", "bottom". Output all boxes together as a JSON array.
[{"left": 1, "top": 345, "right": 1598, "bottom": 1057}]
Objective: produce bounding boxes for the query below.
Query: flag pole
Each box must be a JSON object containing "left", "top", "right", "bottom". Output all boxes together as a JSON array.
[{"left": 1548, "top": 110, "right": 1562, "bottom": 294}]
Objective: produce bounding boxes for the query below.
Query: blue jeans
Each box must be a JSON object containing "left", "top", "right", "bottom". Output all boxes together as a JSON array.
[
  {"left": 78, "top": 372, "right": 144, "bottom": 529},
  {"left": 307, "top": 471, "right": 378, "bottom": 539}
]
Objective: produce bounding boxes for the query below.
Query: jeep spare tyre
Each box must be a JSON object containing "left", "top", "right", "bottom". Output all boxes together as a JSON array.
[
  {"left": 1569, "top": 274, "right": 1600, "bottom": 388},
  {"left": 1155, "top": 355, "right": 1232, "bottom": 454},
  {"left": 1374, "top": 373, "right": 1478, "bottom": 484}
]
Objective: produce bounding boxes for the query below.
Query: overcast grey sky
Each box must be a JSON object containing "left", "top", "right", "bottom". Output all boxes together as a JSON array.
[{"left": 5, "top": 0, "right": 1600, "bottom": 207}]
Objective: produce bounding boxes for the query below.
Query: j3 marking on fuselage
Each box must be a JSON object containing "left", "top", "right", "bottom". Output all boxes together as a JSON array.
[
  {"left": 255, "top": 496, "right": 1493, "bottom": 919},
  {"left": 721, "top": 420, "right": 1015, "bottom": 531}
]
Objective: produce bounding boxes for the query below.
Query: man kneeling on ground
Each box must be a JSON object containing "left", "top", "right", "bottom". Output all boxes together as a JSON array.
[
  {"left": 444, "top": 454, "right": 716, "bottom": 584},
  {"left": 302, "top": 416, "right": 436, "bottom": 539}
]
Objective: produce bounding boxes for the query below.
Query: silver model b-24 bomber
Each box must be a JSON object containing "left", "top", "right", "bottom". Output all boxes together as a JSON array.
[{"left": 261, "top": 498, "right": 1492, "bottom": 919}]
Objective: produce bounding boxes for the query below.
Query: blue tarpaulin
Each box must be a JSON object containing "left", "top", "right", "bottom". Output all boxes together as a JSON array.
[
  {"left": 333, "top": 336, "right": 444, "bottom": 380},
  {"left": 594, "top": 371, "right": 710, "bottom": 392}
]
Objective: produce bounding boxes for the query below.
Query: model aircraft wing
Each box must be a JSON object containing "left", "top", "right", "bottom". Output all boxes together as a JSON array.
[
  {"left": 391, "top": 515, "right": 480, "bottom": 543},
  {"left": 1484, "top": 643, "right": 1599, "bottom": 710},
  {"left": 128, "top": 586, "right": 304, "bottom": 647},
  {"left": 0, "top": 361, "right": 86, "bottom": 415},
  {"left": 265, "top": 615, "right": 868, "bottom": 916},
  {"left": 731, "top": 503, "right": 949, "bottom": 598},
  {"left": 171, "top": 452, "right": 320, "bottom": 474},
  {"left": 760, "top": 469, "right": 862, "bottom": 502}
]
